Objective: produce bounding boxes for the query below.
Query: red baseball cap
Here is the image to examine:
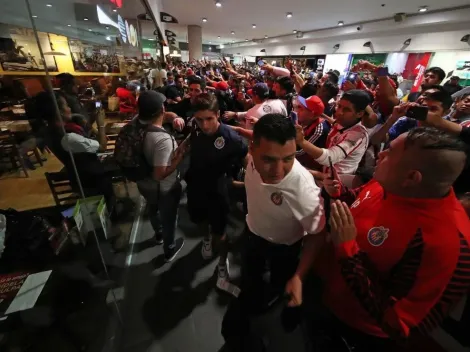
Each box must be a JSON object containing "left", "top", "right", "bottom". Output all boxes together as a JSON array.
[
  {"left": 216, "top": 81, "right": 230, "bottom": 91},
  {"left": 297, "top": 95, "right": 325, "bottom": 116}
]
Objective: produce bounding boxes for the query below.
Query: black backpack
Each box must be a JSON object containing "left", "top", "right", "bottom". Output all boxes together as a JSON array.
[{"left": 114, "top": 119, "right": 169, "bottom": 182}]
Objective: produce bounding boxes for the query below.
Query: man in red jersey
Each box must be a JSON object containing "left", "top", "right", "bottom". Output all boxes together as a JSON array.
[{"left": 301, "top": 127, "right": 470, "bottom": 350}]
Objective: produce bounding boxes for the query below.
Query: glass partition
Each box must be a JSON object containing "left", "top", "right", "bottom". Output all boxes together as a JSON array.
[{"left": 0, "top": 0, "right": 159, "bottom": 350}]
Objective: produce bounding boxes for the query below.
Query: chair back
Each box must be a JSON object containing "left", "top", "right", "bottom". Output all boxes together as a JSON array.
[{"left": 44, "top": 171, "right": 79, "bottom": 207}]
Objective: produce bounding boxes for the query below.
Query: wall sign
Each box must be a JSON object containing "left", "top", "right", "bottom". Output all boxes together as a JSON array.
[{"left": 117, "top": 15, "right": 139, "bottom": 47}]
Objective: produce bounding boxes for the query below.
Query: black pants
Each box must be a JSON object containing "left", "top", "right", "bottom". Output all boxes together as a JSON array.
[{"left": 221, "top": 228, "right": 302, "bottom": 350}]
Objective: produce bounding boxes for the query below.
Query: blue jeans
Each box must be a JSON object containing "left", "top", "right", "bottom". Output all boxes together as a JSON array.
[{"left": 139, "top": 181, "right": 182, "bottom": 254}]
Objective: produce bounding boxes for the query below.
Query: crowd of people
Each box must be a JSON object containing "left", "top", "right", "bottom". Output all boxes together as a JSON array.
[{"left": 24, "top": 54, "right": 470, "bottom": 350}]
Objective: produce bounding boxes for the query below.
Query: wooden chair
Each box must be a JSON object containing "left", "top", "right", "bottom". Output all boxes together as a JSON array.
[
  {"left": 105, "top": 134, "right": 118, "bottom": 153},
  {"left": 45, "top": 171, "right": 80, "bottom": 207},
  {"left": 0, "top": 131, "right": 29, "bottom": 177}
]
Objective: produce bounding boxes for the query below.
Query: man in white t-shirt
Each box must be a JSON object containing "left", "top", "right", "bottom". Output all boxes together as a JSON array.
[
  {"left": 222, "top": 114, "right": 326, "bottom": 348},
  {"left": 223, "top": 83, "right": 287, "bottom": 129},
  {"left": 152, "top": 62, "right": 168, "bottom": 89},
  {"left": 295, "top": 90, "right": 371, "bottom": 176}
]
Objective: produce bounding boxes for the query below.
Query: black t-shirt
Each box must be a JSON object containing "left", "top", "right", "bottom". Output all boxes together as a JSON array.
[
  {"left": 186, "top": 123, "right": 248, "bottom": 188},
  {"left": 172, "top": 98, "right": 194, "bottom": 123},
  {"left": 166, "top": 85, "right": 185, "bottom": 100}
]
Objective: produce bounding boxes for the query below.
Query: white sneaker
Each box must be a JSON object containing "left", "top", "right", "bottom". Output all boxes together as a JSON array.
[
  {"left": 201, "top": 236, "right": 213, "bottom": 259},
  {"left": 217, "top": 258, "right": 230, "bottom": 280},
  {"left": 216, "top": 278, "right": 241, "bottom": 298}
]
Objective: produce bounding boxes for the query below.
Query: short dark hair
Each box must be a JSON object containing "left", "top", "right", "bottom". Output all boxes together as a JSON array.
[
  {"left": 276, "top": 76, "right": 294, "bottom": 94},
  {"left": 424, "top": 90, "right": 453, "bottom": 111},
  {"left": 192, "top": 93, "right": 219, "bottom": 113},
  {"left": 405, "top": 127, "right": 467, "bottom": 153},
  {"left": 167, "top": 71, "right": 174, "bottom": 77},
  {"left": 175, "top": 74, "right": 183, "bottom": 81},
  {"left": 221, "top": 71, "right": 230, "bottom": 81},
  {"left": 299, "top": 83, "right": 317, "bottom": 98},
  {"left": 341, "top": 90, "right": 371, "bottom": 112},
  {"left": 322, "top": 81, "right": 339, "bottom": 99},
  {"left": 253, "top": 113, "right": 296, "bottom": 145},
  {"left": 161, "top": 62, "right": 167, "bottom": 69},
  {"left": 425, "top": 67, "right": 446, "bottom": 82},
  {"left": 326, "top": 71, "right": 339, "bottom": 84},
  {"left": 187, "top": 76, "right": 206, "bottom": 90},
  {"left": 56, "top": 73, "right": 75, "bottom": 88}
]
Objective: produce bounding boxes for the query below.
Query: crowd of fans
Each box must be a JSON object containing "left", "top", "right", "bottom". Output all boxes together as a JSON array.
[{"left": 26, "top": 54, "right": 470, "bottom": 350}]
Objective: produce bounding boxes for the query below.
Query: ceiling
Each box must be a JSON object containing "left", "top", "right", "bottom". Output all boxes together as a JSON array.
[{"left": 161, "top": 0, "right": 470, "bottom": 46}]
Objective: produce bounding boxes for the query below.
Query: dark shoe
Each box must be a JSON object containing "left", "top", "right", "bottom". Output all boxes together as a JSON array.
[
  {"left": 155, "top": 232, "right": 164, "bottom": 245},
  {"left": 164, "top": 238, "right": 184, "bottom": 262}
]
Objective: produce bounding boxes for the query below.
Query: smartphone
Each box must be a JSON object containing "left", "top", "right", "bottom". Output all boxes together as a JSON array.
[
  {"left": 408, "top": 106, "right": 428, "bottom": 121},
  {"left": 260, "top": 70, "right": 265, "bottom": 75},
  {"left": 376, "top": 67, "right": 389, "bottom": 77},
  {"left": 346, "top": 72, "right": 358, "bottom": 83},
  {"left": 95, "top": 101, "right": 101, "bottom": 108},
  {"left": 309, "top": 71, "right": 315, "bottom": 78},
  {"left": 136, "top": 86, "right": 141, "bottom": 92},
  {"left": 328, "top": 157, "right": 335, "bottom": 179},
  {"left": 216, "top": 68, "right": 220, "bottom": 74},
  {"left": 257, "top": 60, "right": 265, "bottom": 67},
  {"left": 290, "top": 111, "right": 298, "bottom": 125}
]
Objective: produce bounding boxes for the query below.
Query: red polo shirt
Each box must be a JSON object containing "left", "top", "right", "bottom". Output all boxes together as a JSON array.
[{"left": 314, "top": 180, "right": 470, "bottom": 338}]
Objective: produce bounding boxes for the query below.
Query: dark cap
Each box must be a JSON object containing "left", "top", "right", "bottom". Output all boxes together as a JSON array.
[
  {"left": 450, "top": 76, "right": 460, "bottom": 80},
  {"left": 138, "top": 91, "right": 166, "bottom": 120},
  {"left": 252, "top": 83, "right": 270, "bottom": 99}
]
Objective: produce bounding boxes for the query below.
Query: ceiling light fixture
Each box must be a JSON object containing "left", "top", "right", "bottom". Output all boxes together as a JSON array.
[
  {"left": 209, "top": 41, "right": 212, "bottom": 43},
  {"left": 252, "top": 24, "right": 256, "bottom": 28},
  {"left": 460, "top": 34, "right": 470, "bottom": 42},
  {"left": 106, "top": 36, "right": 112, "bottom": 41},
  {"left": 46, "top": 4, "right": 52, "bottom": 7},
  {"left": 218, "top": 36, "right": 221, "bottom": 38},
  {"left": 363, "top": 41, "right": 372, "bottom": 47},
  {"left": 202, "top": 18, "right": 208, "bottom": 22},
  {"left": 419, "top": 6, "right": 428, "bottom": 12},
  {"left": 231, "top": 31, "right": 235, "bottom": 34},
  {"left": 67, "top": 24, "right": 71, "bottom": 27},
  {"left": 264, "top": 35, "right": 268, "bottom": 38},
  {"left": 403, "top": 38, "right": 412, "bottom": 46},
  {"left": 215, "top": 0, "right": 222, "bottom": 7},
  {"left": 43, "top": 43, "right": 65, "bottom": 56},
  {"left": 293, "top": 30, "right": 297, "bottom": 34},
  {"left": 232, "top": 40, "right": 235, "bottom": 42},
  {"left": 32, "top": 15, "right": 38, "bottom": 18},
  {"left": 88, "top": 29, "right": 92, "bottom": 31},
  {"left": 105, "top": 26, "right": 109, "bottom": 30},
  {"left": 338, "top": 21, "right": 344, "bottom": 26},
  {"left": 245, "top": 39, "right": 249, "bottom": 41},
  {"left": 286, "top": 12, "right": 293, "bottom": 18},
  {"left": 333, "top": 44, "right": 340, "bottom": 49},
  {"left": 84, "top": 17, "right": 89, "bottom": 21}
]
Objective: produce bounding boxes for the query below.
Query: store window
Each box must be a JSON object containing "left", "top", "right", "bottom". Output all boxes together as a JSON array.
[{"left": 0, "top": 0, "right": 160, "bottom": 350}]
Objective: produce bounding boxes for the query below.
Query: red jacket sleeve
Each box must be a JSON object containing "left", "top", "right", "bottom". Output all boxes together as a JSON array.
[{"left": 336, "top": 229, "right": 470, "bottom": 339}]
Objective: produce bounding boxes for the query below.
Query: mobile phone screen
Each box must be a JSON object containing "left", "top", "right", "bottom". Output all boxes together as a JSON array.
[
  {"left": 95, "top": 101, "right": 101, "bottom": 108},
  {"left": 257, "top": 60, "right": 265, "bottom": 67}
]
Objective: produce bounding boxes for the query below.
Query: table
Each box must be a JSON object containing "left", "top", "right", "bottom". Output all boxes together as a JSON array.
[
  {"left": 0, "top": 120, "right": 31, "bottom": 133},
  {"left": 105, "top": 122, "right": 127, "bottom": 135}
]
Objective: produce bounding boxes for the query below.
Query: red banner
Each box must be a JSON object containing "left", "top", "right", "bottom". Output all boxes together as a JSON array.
[{"left": 402, "top": 53, "right": 432, "bottom": 92}]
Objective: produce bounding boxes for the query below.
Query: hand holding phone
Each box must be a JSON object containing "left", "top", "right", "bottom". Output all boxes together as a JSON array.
[
  {"left": 326, "top": 157, "right": 341, "bottom": 198},
  {"left": 407, "top": 106, "right": 428, "bottom": 121},
  {"left": 257, "top": 60, "right": 265, "bottom": 67},
  {"left": 346, "top": 72, "right": 358, "bottom": 83},
  {"left": 290, "top": 111, "right": 298, "bottom": 125}
]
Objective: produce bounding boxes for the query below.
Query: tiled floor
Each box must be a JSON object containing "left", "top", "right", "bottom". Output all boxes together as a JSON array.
[{"left": 115, "top": 196, "right": 308, "bottom": 352}]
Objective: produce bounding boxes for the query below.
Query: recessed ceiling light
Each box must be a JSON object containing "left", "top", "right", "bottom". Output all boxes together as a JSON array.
[
  {"left": 106, "top": 36, "right": 112, "bottom": 41},
  {"left": 105, "top": 26, "right": 109, "bottom": 30},
  {"left": 209, "top": 41, "right": 212, "bottom": 43},
  {"left": 264, "top": 35, "right": 268, "bottom": 38},
  {"left": 293, "top": 30, "right": 297, "bottom": 34},
  {"left": 113, "top": 9, "right": 117, "bottom": 12},
  {"left": 232, "top": 40, "right": 235, "bottom": 42},
  {"left": 67, "top": 24, "right": 71, "bottom": 27},
  {"left": 88, "top": 29, "right": 92, "bottom": 31},
  {"left": 202, "top": 18, "right": 208, "bottom": 22},
  {"left": 231, "top": 31, "right": 235, "bottom": 34},
  {"left": 46, "top": 4, "right": 52, "bottom": 7},
  {"left": 215, "top": 0, "right": 222, "bottom": 7},
  {"left": 245, "top": 39, "right": 249, "bottom": 41},
  {"left": 338, "top": 21, "right": 344, "bottom": 26},
  {"left": 84, "top": 17, "right": 89, "bottom": 21},
  {"left": 252, "top": 24, "right": 256, "bottom": 28},
  {"left": 419, "top": 6, "right": 428, "bottom": 12},
  {"left": 32, "top": 15, "right": 38, "bottom": 18},
  {"left": 286, "top": 12, "right": 293, "bottom": 18}
]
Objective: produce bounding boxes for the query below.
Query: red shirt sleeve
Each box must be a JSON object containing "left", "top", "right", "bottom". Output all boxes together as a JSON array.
[{"left": 335, "top": 229, "right": 470, "bottom": 339}]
